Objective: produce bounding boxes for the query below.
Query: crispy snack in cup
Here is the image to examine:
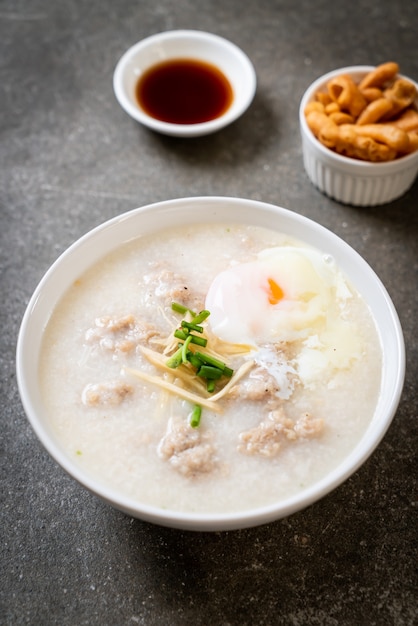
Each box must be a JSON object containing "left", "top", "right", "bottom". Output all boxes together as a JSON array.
[
  {"left": 360, "top": 87, "right": 384, "bottom": 102},
  {"left": 315, "top": 91, "right": 332, "bottom": 106},
  {"left": 305, "top": 62, "right": 418, "bottom": 161},
  {"left": 346, "top": 123, "right": 410, "bottom": 153},
  {"left": 356, "top": 98, "right": 393, "bottom": 125},
  {"left": 384, "top": 108, "right": 418, "bottom": 132},
  {"left": 329, "top": 111, "right": 355, "bottom": 125},
  {"left": 407, "top": 131, "right": 418, "bottom": 153},
  {"left": 327, "top": 74, "right": 368, "bottom": 117},
  {"left": 358, "top": 62, "right": 399, "bottom": 90},
  {"left": 382, "top": 79, "right": 417, "bottom": 118},
  {"left": 335, "top": 126, "right": 397, "bottom": 161},
  {"left": 306, "top": 110, "right": 397, "bottom": 161}
]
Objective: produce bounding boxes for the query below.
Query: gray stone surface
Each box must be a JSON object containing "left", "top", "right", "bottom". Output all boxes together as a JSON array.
[{"left": 1, "top": 1, "right": 417, "bottom": 624}]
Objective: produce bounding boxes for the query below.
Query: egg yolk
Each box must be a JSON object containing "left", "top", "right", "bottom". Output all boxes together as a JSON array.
[{"left": 266, "top": 277, "right": 284, "bottom": 305}]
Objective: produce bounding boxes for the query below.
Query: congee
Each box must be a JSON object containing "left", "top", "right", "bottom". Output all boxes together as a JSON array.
[{"left": 39, "top": 223, "right": 382, "bottom": 514}]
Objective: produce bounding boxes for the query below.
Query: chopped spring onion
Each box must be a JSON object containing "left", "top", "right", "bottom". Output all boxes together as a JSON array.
[
  {"left": 174, "top": 329, "right": 207, "bottom": 347},
  {"left": 181, "top": 320, "right": 204, "bottom": 333},
  {"left": 197, "top": 365, "right": 224, "bottom": 380},
  {"left": 181, "top": 335, "right": 193, "bottom": 364},
  {"left": 166, "top": 346, "right": 183, "bottom": 368},
  {"left": 162, "top": 303, "right": 240, "bottom": 419},
  {"left": 194, "top": 351, "right": 233, "bottom": 377},
  {"left": 187, "top": 351, "right": 203, "bottom": 369},
  {"left": 130, "top": 299, "right": 255, "bottom": 426},
  {"left": 191, "top": 309, "right": 210, "bottom": 324},
  {"left": 171, "top": 302, "right": 196, "bottom": 316},
  {"left": 191, "top": 335, "right": 208, "bottom": 347},
  {"left": 189, "top": 404, "right": 202, "bottom": 428}
]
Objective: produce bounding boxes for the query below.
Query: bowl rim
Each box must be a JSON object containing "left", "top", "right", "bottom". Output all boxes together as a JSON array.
[
  {"left": 16, "top": 196, "right": 406, "bottom": 531},
  {"left": 113, "top": 29, "right": 257, "bottom": 137},
  {"left": 299, "top": 65, "right": 418, "bottom": 171}
]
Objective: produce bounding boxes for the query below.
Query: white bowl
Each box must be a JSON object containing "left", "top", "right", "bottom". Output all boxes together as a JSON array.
[
  {"left": 299, "top": 66, "right": 418, "bottom": 206},
  {"left": 16, "top": 197, "right": 405, "bottom": 531},
  {"left": 113, "top": 30, "right": 256, "bottom": 137}
]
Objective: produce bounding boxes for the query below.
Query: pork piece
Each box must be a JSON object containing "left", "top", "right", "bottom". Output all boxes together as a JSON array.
[
  {"left": 85, "top": 314, "right": 160, "bottom": 353},
  {"left": 158, "top": 418, "right": 216, "bottom": 477},
  {"left": 228, "top": 367, "right": 281, "bottom": 401},
  {"left": 143, "top": 265, "right": 205, "bottom": 312},
  {"left": 238, "top": 408, "right": 324, "bottom": 457},
  {"left": 293, "top": 412, "right": 324, "bottom": 438},
  {"left": 82, "top": 380, "right": 133, "bottom": 407},
  {"left": 229, "top": 344, "right": 299, "bottom": 402},
  {"left": 229, "top": 361, "right": 298, "bottom": 403}
]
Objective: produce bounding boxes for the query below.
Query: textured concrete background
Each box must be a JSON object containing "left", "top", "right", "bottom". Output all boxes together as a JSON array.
[{"left": 1, "top": 0, "right": 417, "bottom": 624}]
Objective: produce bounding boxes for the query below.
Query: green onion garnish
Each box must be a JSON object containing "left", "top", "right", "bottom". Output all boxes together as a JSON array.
[
  {"left": 189, "top": 405, "right": 202, "bottom": 428},
  {"left": 191, "top": 310, "right": 210, "bottom": 324},
  {"left": 166, "top": 346, "right": 183, "bottom": 368},
  {"left": 181, "top": 320, "right": 204, "bottom": 333},
  {"left": 197, "top": 365, "right": 223, "bottom": 380},
  {"left": 190, "top": 335, "right": 207, "bottom": 347},
  {"left": 207, "top": 380, "right": 216, "bottom": 393},
  {"left": 187, "top": 352, "right": 203, "bottom": 369},
  {"left": 173, "top": 329, "right": 207, "bottom": 347},
  {"left": 174, "top": 328, "right": 208, "bottom": 348},
  {"left": 181, "top": 335, "right": 193, "bottom": 364},
  {"left": 194, "top": 352, "right": 233, "bottom": 377},
  {"left": 171, "top": 302, "right": 196, "bottom": 316},
  {"left": 166, "top": 304, "right": 232, "bottom": 421}
]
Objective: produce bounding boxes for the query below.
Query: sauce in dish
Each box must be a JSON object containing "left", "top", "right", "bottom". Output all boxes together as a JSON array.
[
  {"left": 135, "top": 58, "right": 233, "bottom": 124},
  {"left": 39, "top": 223, "right": 382, "bottom": 515}
]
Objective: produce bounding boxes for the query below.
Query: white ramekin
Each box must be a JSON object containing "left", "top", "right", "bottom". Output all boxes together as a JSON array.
[{"left": 299, "top": 66, "right": 418, "bottom": 206}]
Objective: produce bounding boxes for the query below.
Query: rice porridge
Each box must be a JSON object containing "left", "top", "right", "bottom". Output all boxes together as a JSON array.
[{"left": 39, "top": 223, "right": 382, "bottom": 514}]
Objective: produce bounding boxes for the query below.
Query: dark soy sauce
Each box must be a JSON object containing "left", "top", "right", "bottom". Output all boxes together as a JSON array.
[{"left": 135, "top": 58, "right": 234, "bottom": 124}]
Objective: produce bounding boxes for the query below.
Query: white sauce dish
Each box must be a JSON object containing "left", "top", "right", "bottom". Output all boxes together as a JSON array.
[{"left": 113, "top": 30, "right": 256, "bottom": 137}]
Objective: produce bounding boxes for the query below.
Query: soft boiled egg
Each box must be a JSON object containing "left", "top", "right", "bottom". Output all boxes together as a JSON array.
[
  {"left": 205, "top": 246, "right": 363, "bottom": 386},
  {"left": 205, "top": 246, "right": 341, "bottom": 345}
]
